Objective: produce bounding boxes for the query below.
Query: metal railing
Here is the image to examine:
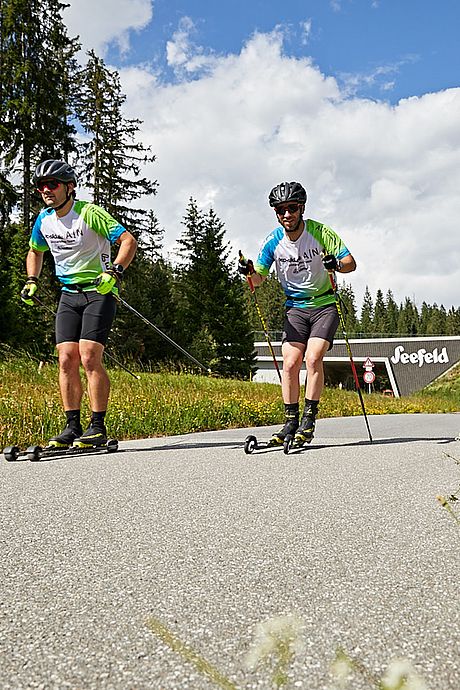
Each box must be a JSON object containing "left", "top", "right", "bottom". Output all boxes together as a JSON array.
[{"left": 252, "top": 330, "right": 452, "bottom": 341}]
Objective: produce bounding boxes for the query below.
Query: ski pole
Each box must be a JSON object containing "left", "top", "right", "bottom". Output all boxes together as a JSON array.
[
  {"left": 30, "top": 295, "right": 141, "bottom": 380},
  {"left": 239, "top": 251, "right": 282, "bottom": 383},
  {"left": 114, "top": 295, "right": 212, "bottom": 374},
  {"left": 326, "top": 269, "right": 373, "bottom": 443}
]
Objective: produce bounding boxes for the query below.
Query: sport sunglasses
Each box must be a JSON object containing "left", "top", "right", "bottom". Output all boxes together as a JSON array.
[
  {"left": 37, "top": 179, "right": 62, "bottom": 192},
  {"left": 275, "top": 203, "right": 301, "bottom": 215}
]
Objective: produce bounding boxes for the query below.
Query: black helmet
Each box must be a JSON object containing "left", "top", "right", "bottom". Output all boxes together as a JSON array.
[
  {"left": 33, "top": 159, "right": 77, "bottom": 186},
  {"left": 268, "top": 181, "right": 307, "bottom": 207}
]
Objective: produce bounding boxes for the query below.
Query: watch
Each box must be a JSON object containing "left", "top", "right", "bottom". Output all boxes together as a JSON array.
[
  {"left": 112, "top": 263, "right": 125, "bottom": 279},
  {"left": 336, "top": 260, "right": 343, "bottom": 272}
]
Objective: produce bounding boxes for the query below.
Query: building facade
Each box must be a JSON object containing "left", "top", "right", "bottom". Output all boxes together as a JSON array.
[{"left": 253, "top": 336, "right": 460, "bottom": 397}]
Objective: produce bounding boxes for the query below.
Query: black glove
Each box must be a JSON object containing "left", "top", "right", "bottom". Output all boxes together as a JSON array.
[
  {"left": 238, "top": 251, "right": 255, "bottom": 276},
  {"left": 322, "top": 254, "right": 338, "bottom": 271}
]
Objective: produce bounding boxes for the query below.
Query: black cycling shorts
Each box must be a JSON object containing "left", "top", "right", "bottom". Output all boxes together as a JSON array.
[
  {"left": 55, "top": 291, "right": 117, "bottom": 346},
  {"left": 282, "top": 304, "right": 339, "bottom": 350}
]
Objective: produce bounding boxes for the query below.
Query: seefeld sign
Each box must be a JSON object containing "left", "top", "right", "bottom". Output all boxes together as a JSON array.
[{"left": 391, "top": 344, "right": 449, "bottom": 367}]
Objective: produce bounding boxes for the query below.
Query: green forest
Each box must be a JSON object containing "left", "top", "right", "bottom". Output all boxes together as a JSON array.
[{"left": 1, "top": 0, "right": 459, "bottom": 379}]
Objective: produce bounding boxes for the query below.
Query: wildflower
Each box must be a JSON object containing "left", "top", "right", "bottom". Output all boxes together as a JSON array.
[
  {"left": 330, "top": 649, "right": 353, "bottom": 689},
  {"left": 244, "top": 615, "right": 305, "bottom": 687},
  {"left": 381, "top": 658, "right": 428, "bottom": 690}
]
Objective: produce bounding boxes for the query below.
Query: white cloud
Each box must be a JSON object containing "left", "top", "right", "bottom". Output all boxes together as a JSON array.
[
  {"left": 69, "top": 14, "right": 460, "bottom": 310},
  {"left": 339, "top": 55, "right": 419, "bottom": 97},
  {"left": 166, "top": 16, "right": 218, "bottom": 77},
  {"left": 63, "top": 0, "right": 153, "bottom": 56},
  {"left": 300, "top": 19, "right": 313, "bottom": 45}
]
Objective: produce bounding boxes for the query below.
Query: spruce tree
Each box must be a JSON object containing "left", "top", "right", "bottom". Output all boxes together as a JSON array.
[
  {"left": 337, "top": 282, "right": 359, "bottom": 336},
  {"left": 175, "top": 200, "right": 255, "bottom": 377},
  {"left": 419, "top": 301, "right": 431, "bottom": 335},
  {"left": 360, "top": 286, "right": 374, "bottom": 334},
  {"left": 426, "top": 304, "right": 447, "bottom": 335},
  {"left": 373, "top": 289, "right": 386, "bottom": 335},
  {"left": 397, "top": 298, "right": 419, "bottom": 335},
  {"left": 446, "top": 307, "right": 460, "bottom": 335},
  {"left": 384, "top": 290, "right": 399, "bottom": 335},
  {"left": 0, "top": 0, "right": 79, "bottom": 227},
  {"left": 74, "top": 50, "right": 157, "bottom": 238}
]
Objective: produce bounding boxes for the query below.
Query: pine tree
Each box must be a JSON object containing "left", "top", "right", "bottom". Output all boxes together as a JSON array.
[
  {"left": 446, "top": 307, "right": 460, "bottom": 335},
  {"left": 74, "top": 50, "right": 157, "bottom": 237},
  {"left": 0, "top": 0, "right": 79, "bottom": 227},
  {"left": 360, "top": 286, "right": 374, "bottom": 334},
  {"left": 397, "top": 298, "right": 419, "bottom": 335},
  {"left": 337, "top": 282, "right": 359, "bottom": 336},
  {"left": 419, "top": 301, "right": 431, "bottom": 335},
  {"left": 384, "top": 289, "right": 399, "bottom": 335},
  {"left": 426, "top": 304, "right": 447, "bottom": 335},
  {"left": 175, "top": 200, "right": 255, "bottom": 377},
  {"left": 373, "top": 289, "right": 386, "bottom": 335}
]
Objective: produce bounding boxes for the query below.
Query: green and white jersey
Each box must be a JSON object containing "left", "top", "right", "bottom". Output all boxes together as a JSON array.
[
  {"left": 255, "top": 219, "right": 350, "bottom": 309},
  {"left": 30, "top": 201, "right": 126, "bottom": 290}
]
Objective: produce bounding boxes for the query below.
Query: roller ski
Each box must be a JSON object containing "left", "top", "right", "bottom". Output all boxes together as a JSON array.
[
  {"left": 3, "top": 424, "right": 118, "bottom": 462},
  {"left": 244, "top": 407, "right": 299, "bottom": 455}
]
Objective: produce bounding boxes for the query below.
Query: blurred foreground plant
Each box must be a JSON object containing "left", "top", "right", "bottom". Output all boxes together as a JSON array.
[
  {"left": 147, "top": 615, "right": 430, "bottom": 690},
  {"left": 436, "top": 450, "right": 460, "bottom": 527},
  {"left": 330, "top": 649, "right": 428, "bottom": 690}
]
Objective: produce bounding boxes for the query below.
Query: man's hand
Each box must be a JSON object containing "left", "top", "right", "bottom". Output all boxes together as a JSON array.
[
  {"left": 20, "top": 277, "right": 38, "bottom": 306},
  {"left": 95, "top": 268, "right": 120, "bottom": 295},
  {"left": 322, "top": 254, "right": 339, "bottom": 272},
  {"left": 238, "top": 251, "right": 255, "bottom": 276}
]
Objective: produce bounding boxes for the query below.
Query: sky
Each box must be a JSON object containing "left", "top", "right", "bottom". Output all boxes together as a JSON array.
[{"left": 63, "top": 0, "right": 460, "bottom": 310}]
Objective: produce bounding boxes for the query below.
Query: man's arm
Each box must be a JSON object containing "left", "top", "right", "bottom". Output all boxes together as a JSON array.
[
  {"left": 337, "top": 254, "right": 356, "bottom": 273},
  {"left": 26, "top": 248, "right": 44, "bottom": 278},
  {"left": 112, "top": 231, "right": 138, "bottom": 269}
]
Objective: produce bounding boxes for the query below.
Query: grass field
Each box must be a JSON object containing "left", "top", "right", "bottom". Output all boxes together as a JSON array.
[{"left": 0, "top": 355, "right": 458, "bottom": 449}]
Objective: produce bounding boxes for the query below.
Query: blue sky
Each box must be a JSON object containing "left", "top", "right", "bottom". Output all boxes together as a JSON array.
[
  {"left": 105, "top": 0, "right": 460, "bottom": 103},
  {"left": 64, "top": 1, "right": 460, "bottom": 309}
]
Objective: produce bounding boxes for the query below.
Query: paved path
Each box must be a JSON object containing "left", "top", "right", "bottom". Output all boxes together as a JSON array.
[{"left": 1, "top": 414, "right": 459, "bottom": 689}]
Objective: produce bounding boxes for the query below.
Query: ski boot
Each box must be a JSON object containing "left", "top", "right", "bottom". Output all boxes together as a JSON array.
[
  {"left": 293, "top": 402, "right": 318, "bottom": 447},
  {"left": 48, "top": 423, "right": 83, "bottom": 449},
  {"left": 270, "top": 411, "right": 299, "bottom": 446},
  {"left": 72, "top": 424, "right": 108, "bottom": 449}
]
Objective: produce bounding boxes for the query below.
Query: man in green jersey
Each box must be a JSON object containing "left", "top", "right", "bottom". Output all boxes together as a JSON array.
[
  {"left": 239, "top": 181, "right": 356, "bottom": 446},
  {"left": 21, "top": 159, "right": 137, "bottom": 448}
]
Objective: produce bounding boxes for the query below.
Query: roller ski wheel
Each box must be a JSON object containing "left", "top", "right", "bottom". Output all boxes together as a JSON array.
[
  {"left": 243, "top": 434, "right": 291, "bottom": 454},
  {"left": 3, "top": 445, "right": 21, "bottom": 462},
  {"left": 244, "top": 435, "right": 258, "bottom": 454},
  {"left": 27, "top": 445, "right": 43, "bottom": 462},
  {"left": 283, "top": 434, "right": 294, "bottom": 454}
]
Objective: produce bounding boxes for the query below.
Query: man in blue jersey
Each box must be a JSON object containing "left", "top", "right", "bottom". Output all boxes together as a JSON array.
[
  {"left": 239, "top": 181, "right": 356, "bottom": 446},
  {"left": 20, "top": 159, "right": 137, "bottom": 449}
]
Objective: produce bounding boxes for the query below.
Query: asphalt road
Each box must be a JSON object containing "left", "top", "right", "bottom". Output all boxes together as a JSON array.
[{"left": 1, "top": 414, "right": 459, "bottom": 690}]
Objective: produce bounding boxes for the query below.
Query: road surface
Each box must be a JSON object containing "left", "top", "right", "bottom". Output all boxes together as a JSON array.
[{"left": 1, "top": 414, "right": 459, "bottom": 689}]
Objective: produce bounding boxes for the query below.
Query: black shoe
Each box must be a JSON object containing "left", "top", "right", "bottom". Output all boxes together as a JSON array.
[
  {"left": 73, "top": 425, "right": 107, "bottom": 448},
  {"left": 270, "top": 415, "right": 299, "bottom": 445},
  {"left": 294, "top": 416, "right": 315, "bottom": 445},
  {"left": 48, "top": 424, "right": 83, "bottom": 448}
]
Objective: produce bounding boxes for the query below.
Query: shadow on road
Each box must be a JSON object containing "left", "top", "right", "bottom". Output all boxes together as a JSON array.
[{"left": 5, "top": 436, "right": 457, "bottom": 463}]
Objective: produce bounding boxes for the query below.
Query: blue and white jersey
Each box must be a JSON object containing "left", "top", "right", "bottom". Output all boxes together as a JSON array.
[{"left": 255, "top": 219, "right": 350, "bottom": 308}]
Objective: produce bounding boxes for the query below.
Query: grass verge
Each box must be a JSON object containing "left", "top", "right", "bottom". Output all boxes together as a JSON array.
[{"left": 0, "top": 356, "right": 458, "bottom": 449}]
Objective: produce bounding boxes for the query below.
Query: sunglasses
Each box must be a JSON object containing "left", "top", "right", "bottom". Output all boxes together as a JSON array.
[
  {"left": 37, "top": 179, "right": 61, "bottom": 192},
  {"left": 275, "top": 203, "right": 300, "bottom": 215}
]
